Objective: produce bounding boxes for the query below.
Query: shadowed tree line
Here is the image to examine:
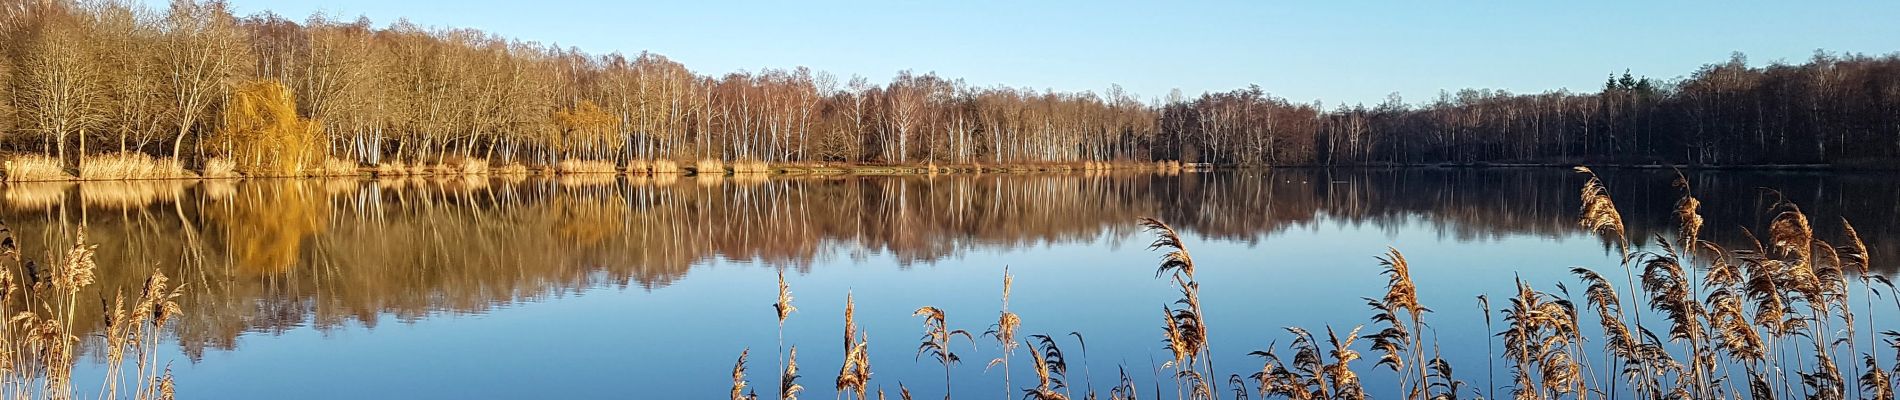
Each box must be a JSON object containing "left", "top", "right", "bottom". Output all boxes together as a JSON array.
[
  {"left": 0, "top": 169, "right": 1895, "bottom": 357},
  {"left": 4, "top": 1, "right": 1898, "bottom": 172}
]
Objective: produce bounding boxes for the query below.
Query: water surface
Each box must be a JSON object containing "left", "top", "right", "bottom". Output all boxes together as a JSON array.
[{"left": 4, "top": 169, "right": 1895, "bottom": 398}]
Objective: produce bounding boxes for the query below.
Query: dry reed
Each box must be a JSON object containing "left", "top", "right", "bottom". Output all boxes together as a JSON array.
[
  {"left": 645, "top": 160, "right": 677, "bottom": 174},
  {"left": 732, "top": 160, "right": 771, "bottom": 174},
  {"left": 4, "top": 155, "right": 70, "bottom": 181},
  {"left": 716, "top": 167, "right": 1900, "bottom": 400},
  {"left": 913, "top": 306, "right": 971, "bottom": 399},
  {"left": 77, "top": 153, "right": 195, "bottom": 180},
  {"left": 374, "top": 161, "right": 410, "bottom": 177},
  {"left": 836, "top": 293, "right": 872, "bottom": 400},
  {"left": 734, "top": 348, "right": 759, "bottom": 400},
  {"left": 555, "top": 159, "right": 617, "bottom": 175},
  {"left": 492, "top": 163, "right": 530, "bottom": 175},
  {"left": 694, "top": 159, "right": 727, "bottom": 175},
  {"left": 200, "top": 157, "right": 239, "bottom": 179},
  {"left": 0, "top": 221, "right": 184, "bottom": 400},
  {"left": 314, "top": 158, "right": 362, "bottom": 177},
  {"left": 985, "top": 267, "right": 1022, "bottom": 398}
]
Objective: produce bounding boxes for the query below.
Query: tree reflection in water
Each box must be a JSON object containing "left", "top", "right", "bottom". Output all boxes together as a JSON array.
[{"left": 0, "top": 169, "right": 1893, "bottom": 360}]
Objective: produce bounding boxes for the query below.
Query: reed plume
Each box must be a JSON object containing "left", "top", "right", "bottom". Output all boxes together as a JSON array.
[
  {"left": 734, "top": 348, "right": 759, "bottom": 400},
  {"left": 1499, "top": 278, "right": 1584, "bottom": 399},
  {"left": 1477, "top": 295, "right": 1495, "bottom": 400},
  {"left": 1109, "top": 366, "right": 1140, "bottom": 400},
  {"left": 1365, "top": 247, "right": 1429, "bottom": 399},
  {"left": 782, "top": 346, "right": 804, "bottom": 400},
  {"left": 837, "top": 293, "right": 872, "bottom": 400},
  {"left": 777, "top": 271, "right": 799, "bottom": 323},
  {"left": 776, "top": 272, "right": 797, "bottom": 400},
  {"left": 1672, "top": 172, "right": 1703, "bottom": 254},
  {"left": 1638, "top": 236, "right": 1714, "bottom": 397},
  {"left": 1574, "top": 166, "right": 1629, "bottom": 256},
  {"left": 1023, "top": 335, "right": 1071, "bottom": 400},
  {"left": 913, "top": 306, "right": 971, "bottom": 399},
  {"left": 985, "top": 267, "right": 1022, "bottom": 398},
  {"left": 1139, "top": 217, "right": 1216, "bottom": 396}
]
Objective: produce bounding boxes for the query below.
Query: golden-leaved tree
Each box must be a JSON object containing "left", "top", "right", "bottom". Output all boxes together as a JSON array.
[
  {"left": 551, "top": 100, "right": 618, "bottom": 160},
  {"left": 212, "top": 79, "right": 323, "bottom": 175}
]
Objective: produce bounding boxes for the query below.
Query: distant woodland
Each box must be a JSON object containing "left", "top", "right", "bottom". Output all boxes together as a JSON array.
[{"left": 4, "top": 0, "right": 1900, "bottom": 172}]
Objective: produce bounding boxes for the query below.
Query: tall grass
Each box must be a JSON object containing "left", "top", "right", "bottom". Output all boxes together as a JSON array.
[
  {"left": 4, "top": 155, "right": 70, "bottom": 181},
  {"left": 0, "top": 221, "right": 183, "bottom": 400},
  {"left": 555, "top": 159, "right": 617, "bottom": 175},
  {"left": 200, "top": 157, "right": 239, "bottom": 179},
  {"left": 726, "top": 167, "right": 1900, "bottom": 400},
  {"left": 77, "top": 153, "right": 196, "bottom": 180},
  {"left": 695, "top": 159, "right": 728, "bottom": 176}
]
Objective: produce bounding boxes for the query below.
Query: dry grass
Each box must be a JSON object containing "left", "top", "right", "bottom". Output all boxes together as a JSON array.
[
  {"left": 732, "top": 160, "right": 771, "bottom": 174},
  {"left": 312, "top": 158, "right": 362, "bottom": 177},
  {"left": 732, "top": 348, "right": 758, "bottom": 400},
  {"left": 374, "top": 161, "right": 410, "bottom": 177},
  {"left": 626, "top": 159, "right": 652, "bottom": 175},
  {"left": 4, "top": 154, "right": 70, "bottom": 181},
  {"left": 913, "top": 306, "right": 972, "bottom": 398},
  {"left": 652, "top": 160, "right": 682, "bottom": 174},
  {"left": 493, "top": 163, "right": 529, "bottom": 175},
  {"left": 555, "top": 159, "right": 617, "bottom": 175},
  {"left": 0, "top": 222, "right": 183, "bottom": 400},
  {"left": 77, "top": 153, "right": 196, "bottom": 180},
  {"left": 835, "top": 293, "right": 872, "bottom": 400},
  {"left": 693, "top": 159, "right": 727, "bottom": 175},
  {"left": 444, "top": 157, "right": 489, "bottom": 175},
  {"left": 200, "top": 157, "right": 240, "bottom": 179}
]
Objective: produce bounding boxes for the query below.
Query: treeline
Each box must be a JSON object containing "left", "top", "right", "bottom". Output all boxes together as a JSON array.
[
  {"left": 1312, "top": 53, "right": 1900, "bottom": 166},
  {"left": 3, "top": 1, "right": 1899, "bottom": 171}
]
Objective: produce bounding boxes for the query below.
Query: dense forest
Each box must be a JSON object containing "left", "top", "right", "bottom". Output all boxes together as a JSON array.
[{"left": 3, "top": 0, "right": 1899, "bottom": 175}]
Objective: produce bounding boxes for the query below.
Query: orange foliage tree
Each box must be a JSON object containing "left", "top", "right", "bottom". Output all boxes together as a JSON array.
[
  {"left": 551, "top": 100, "right": 619, "bottom": 160},
  {"left": 212, "top": 79, "right": 323, "bottom": 175}
]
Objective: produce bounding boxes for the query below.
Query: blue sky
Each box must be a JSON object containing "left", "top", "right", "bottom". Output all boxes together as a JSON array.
[{"left": 219, "top": 1, "right": 1897, "bottom": 106}]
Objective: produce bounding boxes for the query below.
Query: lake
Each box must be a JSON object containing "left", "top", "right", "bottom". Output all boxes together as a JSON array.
[{"left": 4, "top": 168, "right": 1895, "bottom": 399}]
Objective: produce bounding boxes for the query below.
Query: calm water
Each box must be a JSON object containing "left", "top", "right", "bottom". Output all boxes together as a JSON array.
[{"left": 3, "top": 169, "right": 1896, "bottom": 399}]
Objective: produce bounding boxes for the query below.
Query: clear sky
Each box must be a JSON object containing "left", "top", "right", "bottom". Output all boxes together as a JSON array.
[{"left": 211, "top": 1, "right": 1897, "bottom": 106}]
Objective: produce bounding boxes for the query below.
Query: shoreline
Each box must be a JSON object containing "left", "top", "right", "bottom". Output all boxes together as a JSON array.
[{"left": 6, "top": 160, "right": 1897, "bottom": 183}]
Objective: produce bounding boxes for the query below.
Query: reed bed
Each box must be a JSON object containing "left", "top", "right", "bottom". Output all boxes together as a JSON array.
[
  {"left": 555, "top": 159, "right": 617, "bottom": 175},
  {"left": 0, "top": 221, "right": 184, "bottom": 400},
  {"left": 732, "top": 160, "right": 772, "bottom": 174},
  {"left": 493, "top": 163, "right": 530, "bottom": 175},
  {"left": 652, "top": 160, "right": 682, "bottom": 174},
  {"left": 447, "top": 157, "right": 489, "bottom": 175},
  {"left": 3, "top": 155, "right": 70, "bottom": 181},
  {"left": 726, "top": 165, "right": 1900, "bottom": 400},
  {"left": 77, "top": 153, "right": 196, "bottom": 180},
  {"left": 693, "top": 159, "right": 727, "bottom": 175},
  {"left": 374, "top": 161, "right": 411, "bottom": 177},
  {"left": 627, "top": 159, "right": 652, "bottom": 175},
  {"left": 311, "top": 158, "right": 362, "bottom": 177},
  {"left": 200, "top": 157, "right": 239, "bottom": 179}
]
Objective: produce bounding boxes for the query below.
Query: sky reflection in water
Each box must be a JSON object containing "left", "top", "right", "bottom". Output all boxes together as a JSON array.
[{"left": 3, "top": 169, "right": 1892, "bottom": 399}]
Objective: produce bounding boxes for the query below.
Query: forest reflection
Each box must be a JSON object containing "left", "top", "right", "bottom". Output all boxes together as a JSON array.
[{"left": 1, "top": 169, "right": 1894, "bottom": 360}]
